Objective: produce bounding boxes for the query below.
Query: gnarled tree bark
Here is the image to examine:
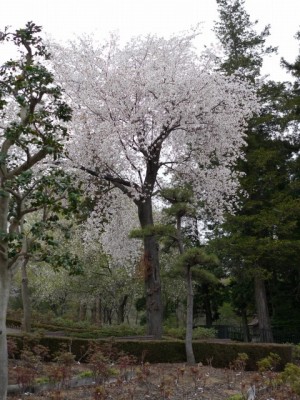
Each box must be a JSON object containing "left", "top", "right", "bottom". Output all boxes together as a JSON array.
[
  {"left": 254, "top": 276, "right": 273, "bottom": 343},
  {"left": 137, "top": 198, "right": 162, "bottom": 339}
]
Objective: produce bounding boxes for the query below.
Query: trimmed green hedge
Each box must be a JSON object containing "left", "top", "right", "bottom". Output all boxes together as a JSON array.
[
  {"left": 8, "top": 333, "right": 292, "bottom": 371},
  {"left": 164, "top": 326, "right": 217, "bottom": 340},
  {"left": 193, "top": 341, "right": 292, "bottom": 370},
  {"left": 111, "top": 340, "right": 292, "bottom": 370},
  {"left": 6, "top": 319, "right": 145, "bottom": 338}
]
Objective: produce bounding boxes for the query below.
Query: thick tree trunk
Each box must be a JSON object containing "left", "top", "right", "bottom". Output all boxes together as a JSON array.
[
  {"left": 241, "top": 309, "right": 251, "bottom": 342},
  {"left": 95, "top": 297, "right": 102, "bottom": 326},
  {"left": 204, "top": 305, "right": 213, "bottom": 328},
  {"left": 202, "top": 285, "right": 213, "bottom": 328},
  {"left": 254, "top": 276, "right": 273, "bottom": 343},
  {"left": 185, "top": 267, "right": 196, "bottom": 364},
  {"left": 137, "top": 198, "right": 162, "bottom": 339},
  {"left": 0, "top": 195, "right": 10, "bottom": 400},
  {"left": 117, "top": 294, "right": 128, "bottom": 324},
  {"left": 104, "top": 307, "right": 112, "bottom": 324},
  {"left": 78, "top": 302, "right": 87, "bottom": 321},
  {"left": 21, "top": 259, "right": 31, "bottom": 333}
]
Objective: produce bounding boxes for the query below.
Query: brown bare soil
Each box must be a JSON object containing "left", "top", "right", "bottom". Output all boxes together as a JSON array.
[{"left": 7, "top": 360, "right": 300, "bottom": 399}]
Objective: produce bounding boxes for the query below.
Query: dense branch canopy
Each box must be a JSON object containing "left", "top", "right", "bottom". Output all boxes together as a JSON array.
[{"left": 51, "top": 31, "right": 259, "bottom": 219}]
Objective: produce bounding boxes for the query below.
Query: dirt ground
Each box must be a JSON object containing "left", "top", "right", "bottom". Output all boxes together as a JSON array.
[{"left": 7, "top": 359, "right": 300, "bottom": 399}]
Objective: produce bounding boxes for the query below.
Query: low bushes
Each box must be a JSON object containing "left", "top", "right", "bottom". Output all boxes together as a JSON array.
[
  {"left": 8, "top": 333, "right": 292, "bottom": 371},
  {"left": 7, "top": 319, "right": 146, "bottom": 339},
  {"left": 114, "top": 340, "right": 292, "bottom": 370},
  {"left": 164, "top": 326, "right": 217, "bottom": 340}
]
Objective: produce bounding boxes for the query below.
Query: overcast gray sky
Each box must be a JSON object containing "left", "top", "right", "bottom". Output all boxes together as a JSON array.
[{"left": 1, "top": 0, "right": 300, "bottom": 80}]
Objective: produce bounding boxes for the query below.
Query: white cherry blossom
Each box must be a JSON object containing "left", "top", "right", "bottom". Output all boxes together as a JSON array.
[
  {"left": 50, "top": 31, "right": 259, "bottom": 337},
  {"left": 51, "top": 32, "right": 258, "bottom": 216}
]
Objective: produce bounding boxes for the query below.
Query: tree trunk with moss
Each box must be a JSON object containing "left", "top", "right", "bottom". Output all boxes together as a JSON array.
[
  {"left": 137, "top": 198, "right": 162, "bottom": 339},
  {"left": 254, "top": 276, "right": 273, "bottom": 343}
]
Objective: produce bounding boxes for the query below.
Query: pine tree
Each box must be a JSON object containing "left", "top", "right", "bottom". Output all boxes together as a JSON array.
[
  {"left": 212, "top": 0, "right": 300, "bottom": 342},
  {"left": 160, "top": 186, "right": 218, "bottom": 364},
  {"left": 214, "top": 0, "right": 276, "bottom": 81}
]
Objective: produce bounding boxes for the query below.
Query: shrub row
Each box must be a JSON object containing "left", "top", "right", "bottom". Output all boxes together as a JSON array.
[
  {"left": 8, "top": 333, "right": 292, "bottom": 371},
  {"left": 113, "top": 340, "right": 292, "bottom": 370},
  {"left": 6, "top": 319, "right": 146, "bottom": 338},
  {"left": 164, "top": 326, "right": 217, "bottom": 340}
]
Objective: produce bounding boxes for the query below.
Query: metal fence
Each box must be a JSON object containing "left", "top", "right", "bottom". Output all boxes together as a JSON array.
[{"left": 201, "top": 324, "right": 300, "bottom": 344}]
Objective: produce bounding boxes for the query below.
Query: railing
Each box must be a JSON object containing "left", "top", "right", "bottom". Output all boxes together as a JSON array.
[{"left": 198, "top": 324, "right": 300, "bottom": 344}]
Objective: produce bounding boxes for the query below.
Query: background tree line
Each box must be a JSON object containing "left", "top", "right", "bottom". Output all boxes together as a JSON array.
[{"left": 1, "top": 0, "right": 300, "bottom": 397}]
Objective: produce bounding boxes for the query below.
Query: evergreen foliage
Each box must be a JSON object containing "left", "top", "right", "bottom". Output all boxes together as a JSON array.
[{"left": 211, "top": 0, "right": 300, "bottom": 339}]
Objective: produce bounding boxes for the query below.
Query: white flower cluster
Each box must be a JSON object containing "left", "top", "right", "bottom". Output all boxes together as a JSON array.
[
  {"left": 83, "top": 193, "right": 142, "bottom": 265},
  {"left": 51, "top": 30, "right": 259, "bottom": 240}
]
